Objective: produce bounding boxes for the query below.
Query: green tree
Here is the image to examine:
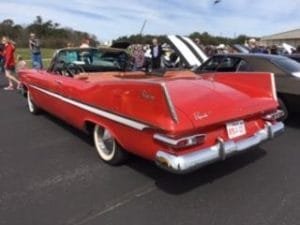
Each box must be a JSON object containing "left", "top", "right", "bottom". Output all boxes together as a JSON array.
[{"left": 0, "top": 16, "right": 99, "bottom": 48}]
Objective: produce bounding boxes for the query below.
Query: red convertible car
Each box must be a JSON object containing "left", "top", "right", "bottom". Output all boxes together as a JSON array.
[{"left": 19, "top": 43, "right": 284, "bottom": 173}]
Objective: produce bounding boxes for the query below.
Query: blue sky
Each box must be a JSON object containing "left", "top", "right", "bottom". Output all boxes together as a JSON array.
[{"left": 1, "top": 0, "right": 300, "bottom": 41}]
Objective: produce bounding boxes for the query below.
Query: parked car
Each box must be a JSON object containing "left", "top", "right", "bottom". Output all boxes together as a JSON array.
[
  {"left": 196, "top": 53, "right": 300, "bottom": 120},
  {"left": 287, "top": 54, "right": 300, "bottom": 63},
  {"left": 48, "top": 47, "right": 132, "bottom": 75},
  {"left": 19, "top": 44, "right": 284, "bottom": 174}
]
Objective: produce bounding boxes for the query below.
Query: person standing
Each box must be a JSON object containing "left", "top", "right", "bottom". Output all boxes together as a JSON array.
[
  {"left": 80, "top": 38, "right": 90, "bottom": 48},
  {"left": 0, "top": 43, "right": 4, "bottom": 74},
  {"left": 194, "top": 38, "right": 205, "bottom": 50},
  {"left": 150, "top": 38, "right": 163, "bottom": 70},
  {"left": 270, "top": 45, "right": 278, "bottom": 55},
  {"left": 29, "top": 33, "right": 43, "bottom": 69},
  {"left": 132, "top": 44, "right": 145, "bottom": 70},
  {"left": 248, "top": 38, "right": 261, "bottom": 54},
  {"left": 2, "top": 36, "right": 20, "bottom": 90}
]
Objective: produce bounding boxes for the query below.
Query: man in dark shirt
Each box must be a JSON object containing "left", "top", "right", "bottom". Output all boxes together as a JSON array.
[
  {"left": 150, "top": 38, "right": 163, "bottom": 69},
  {"left": 248, "top": 38, "right": 262, "bottom": 54}
]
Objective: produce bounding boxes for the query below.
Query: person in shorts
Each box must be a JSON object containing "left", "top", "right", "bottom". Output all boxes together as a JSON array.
[
  {"left": 2, "top": 36, "right": 20, "bottom": 90},
  {"left": 29, "top": 33, "right": 43, "bottom": 69}
]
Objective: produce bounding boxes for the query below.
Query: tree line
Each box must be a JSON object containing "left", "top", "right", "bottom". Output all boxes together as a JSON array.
[
  {"left": 0, "top": 16, "right": 98, "bottom": 48},
  {"left": 0, "top": 16, "right": 253, "bottom": 48},
  {"left": 114, "top": 32, "right": 252, "bottom": 46}
]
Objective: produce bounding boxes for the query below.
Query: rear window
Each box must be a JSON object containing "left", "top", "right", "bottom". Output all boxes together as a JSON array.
[
  {"left": 287, "top": 55, "right": 300, "bottom": 63},
  {"left": 271, "top": 57, "right": 300, "bottom": 73}
]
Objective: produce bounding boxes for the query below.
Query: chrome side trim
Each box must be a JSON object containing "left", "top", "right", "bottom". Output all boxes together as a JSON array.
[
  {"left": 155, "top": 122, "right": 284, "bottom": 174},
  {"left": 153, "top": 133, "right": 206, "bottom": 147},
  {"left": 263, "top": 109, "right": 285, "bottom": 121},
  {"left": 161, "top": 82, "right": 179, "bottom": 123},
  {"left": 270, "top": 73, "right": 277, "bottom": 101},
  {"left": 30, "top": 85, "right": 149, "bottom": 131}
]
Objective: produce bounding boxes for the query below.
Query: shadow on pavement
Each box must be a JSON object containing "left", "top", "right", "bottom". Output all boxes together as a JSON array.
[
  {"left": 285, "top": 114, "right": 300, "bottom": 128},
  {"left": 127, "top": 147, "right": 267, "bottom": 195},
  {"left": 41, "top": 112, "right": 94, "bottom": 147},
  {"left": 0, "top": 72, "right": 8, "bottom": 88},
  {"left": 37, "top": 110, "right": 267, "bottom": 195}
]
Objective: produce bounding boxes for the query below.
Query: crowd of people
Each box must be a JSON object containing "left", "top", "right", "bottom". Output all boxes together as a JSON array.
[
  {"left": 1, "top": 33, "right": 300, "bottom": 91},
  {"left": 203, "top": 38, "right": 300, "bottom": 56},
  {"left": 0, "top": 32, "right": 43, "bottom": 91},
  {"left": 128, "top": 37, "right": 300, "bottom": 71},
  {"left": 129, "top": 38, "right": 165, "bottom": 71}
]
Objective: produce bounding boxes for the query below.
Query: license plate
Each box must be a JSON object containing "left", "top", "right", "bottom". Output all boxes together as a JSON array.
[{"left": 226, "top": 120, "right": 246, "bottom": 139}]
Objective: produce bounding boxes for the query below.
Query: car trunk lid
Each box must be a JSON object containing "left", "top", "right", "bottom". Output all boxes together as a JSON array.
[{"left": 163, "top": 72, "right": 277, "bottom": 128}]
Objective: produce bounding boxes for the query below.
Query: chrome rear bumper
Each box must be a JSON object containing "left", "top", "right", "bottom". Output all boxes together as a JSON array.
[{"left": 155, "top": 122, "right": 284, "bottom": 174}]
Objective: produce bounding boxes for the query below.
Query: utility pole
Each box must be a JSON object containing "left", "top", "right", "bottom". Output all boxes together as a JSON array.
[{"left": 139, "top": 19, "right": 147, "bottom": 35}]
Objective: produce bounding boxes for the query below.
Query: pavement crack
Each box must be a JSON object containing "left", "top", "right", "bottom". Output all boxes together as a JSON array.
[{"left": 67, "top": 182, "right": 156, "bottom": 225}]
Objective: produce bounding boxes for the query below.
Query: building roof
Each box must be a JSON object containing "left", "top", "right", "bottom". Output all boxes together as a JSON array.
[
  {"left": 261, "top": 29, "right": 300, "bottom": 41},
  {"left": 215, "top": 53, "right": 286, "bottom": 61}
]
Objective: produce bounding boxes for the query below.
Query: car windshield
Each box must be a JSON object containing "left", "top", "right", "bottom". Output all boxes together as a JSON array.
[
  {"left": 55, "top": 48, "right": 129, "bottom": 72},
  {"left": 271, "top": 57, "right": 300, "bottom": 76}
]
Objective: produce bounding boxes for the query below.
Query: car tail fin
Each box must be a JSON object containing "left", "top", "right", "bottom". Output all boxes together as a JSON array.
[{"left": 208, "top": 72, "right": 278, "bottom": 101}]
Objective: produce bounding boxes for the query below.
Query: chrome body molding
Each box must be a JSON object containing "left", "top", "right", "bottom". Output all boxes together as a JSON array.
[
  {"left": 155, "top": 122, "right": 284, "bottom": 174},
  {"left": 29, "top": 85, "right": 149, "bottom": 131},
  {"left": 161, "top": 82, "right": 179, "bottom": 123},
  {"left": 153, "top": 133, "right": 206, "bottom": 148},
  {"left": 270, "top": 73, "right": 277, "bottom": 101}
]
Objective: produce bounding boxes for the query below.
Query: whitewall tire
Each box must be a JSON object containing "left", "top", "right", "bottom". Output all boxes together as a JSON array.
[
  {"left": 27, "top": 91, "right": 40, "bottom": 114},
  {"left": 93, "top": 125, "right": 127, "bottom": 165}
]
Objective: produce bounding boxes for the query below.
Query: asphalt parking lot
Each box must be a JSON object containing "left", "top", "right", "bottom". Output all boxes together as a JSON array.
[{"left": 0, "top": 76, "right": 300, "bottom": 225}]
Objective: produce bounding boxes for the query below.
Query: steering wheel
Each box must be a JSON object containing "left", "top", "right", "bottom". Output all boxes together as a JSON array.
[{"left": 63, "top": 62, "right": 85, "bottom": 77}]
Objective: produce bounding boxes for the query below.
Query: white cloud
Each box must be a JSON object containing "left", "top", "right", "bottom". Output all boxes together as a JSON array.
[{"left": 0, "top": 0, "right": 300, "bottom": 40}]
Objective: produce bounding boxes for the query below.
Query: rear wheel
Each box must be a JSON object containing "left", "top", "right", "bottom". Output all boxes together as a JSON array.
[
  {"left": 93, "top": 125, "right": 127, "bottom": 165},
  {"left": 27, "top": 91, "right": 40, "bottom": 114}
]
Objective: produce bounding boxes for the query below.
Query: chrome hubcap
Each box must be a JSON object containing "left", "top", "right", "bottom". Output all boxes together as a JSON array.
[
  {"left": 94, "top": 126, "right": 116, "bottom": 160},
  {"left": 27, "top": 93, "right": 34, "bottom": 112}
]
